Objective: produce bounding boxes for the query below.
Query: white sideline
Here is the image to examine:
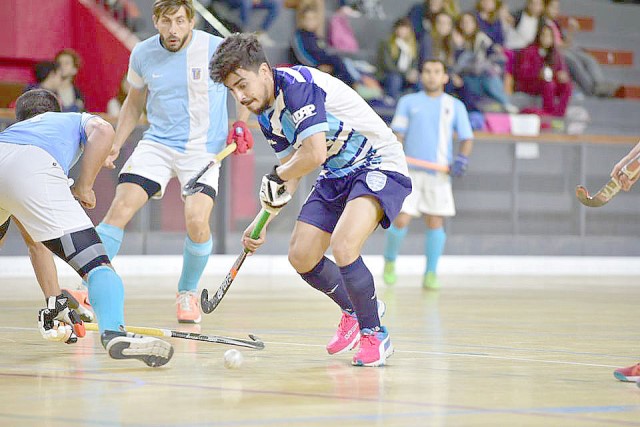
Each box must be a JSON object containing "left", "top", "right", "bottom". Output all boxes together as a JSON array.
[{"left": 0, "top": 255, "right": 638, "bottom": 278}]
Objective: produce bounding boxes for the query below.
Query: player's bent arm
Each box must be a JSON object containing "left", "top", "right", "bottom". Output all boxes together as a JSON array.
[
  {"left": 458, "top": 138, "right": 474, "bottom": 157},
  {"left": 113, "top": 85, "right": 147, "bottom": 150},
  {"left": 14, "top": 218, "right": 60, "bottom": 299},
  {"left": 75, "top": 117, "right": 116, "bottom": 192},
  {"left": 275, "top": 132, "right": 327, "bottom": 182}
]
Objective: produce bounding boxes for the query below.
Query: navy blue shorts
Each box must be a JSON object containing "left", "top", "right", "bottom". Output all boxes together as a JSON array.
[{"left": 298, "top": 168, "right": 412, "bottom": 234}]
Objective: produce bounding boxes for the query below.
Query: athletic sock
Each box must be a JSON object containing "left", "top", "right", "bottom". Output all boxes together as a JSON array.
[
  {"left": 87, "top": 266, "right": 125, "bottom": 334},
  {"left": 383, "top": 224, "right": 408, "bottom": 262},
  {"left": 339, "top": 256, "right": 379, "bottom": 330},
  {"left": 300, "top": 256, "right": 354, "bottom": 313},
  {"left": 96, "top": 222, "right": 124, "bottom": 261},
  {"left": 178, "top": 236, "right": 212, "bottom": 292},
  {"left": 426, "top": 227, "right": 446, "bottom": 274}
]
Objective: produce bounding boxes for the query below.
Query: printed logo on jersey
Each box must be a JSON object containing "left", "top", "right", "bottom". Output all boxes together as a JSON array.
[
  {"left": 365, "top": 171, "right": 387, "bottom": 192},
  {"left": 191, "top": 67, "right": 203, "bottom": 81},
  {"left": 291, "top": 104, "right": 316, "bottom": 127}
]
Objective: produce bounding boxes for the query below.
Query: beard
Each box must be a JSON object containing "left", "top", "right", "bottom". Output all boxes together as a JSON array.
[{"left": 161, "top": 33, "right": 189, "bottom": 52}]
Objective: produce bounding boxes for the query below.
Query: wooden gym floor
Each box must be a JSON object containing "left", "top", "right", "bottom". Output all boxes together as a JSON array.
[{"left": 0, "top": 274, "right": 639, "bottom": 426}]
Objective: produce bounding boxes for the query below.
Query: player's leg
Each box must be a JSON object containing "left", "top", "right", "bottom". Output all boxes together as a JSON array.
[
  {"left": 423, "top": 214, "right": 445, "bottom": 289},
  {"left": 383, "top": 169, "right": 422, "bottom": 285},
  {"left": 176, "top": 192, "right": 214, "bottom": 323}
]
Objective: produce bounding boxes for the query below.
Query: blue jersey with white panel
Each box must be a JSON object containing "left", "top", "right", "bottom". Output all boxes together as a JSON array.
[
  {"left": 128, "top": 29, "right": 228, "bottom": 153},
  {"left": 391, "top": 92, "right": 473, "bottom": 173},
  {"left": 258, "top": 66, "right": 408, "bottom": 180},
  {"left": 0, "top": 112, "right": 96, "bottom": 175}
]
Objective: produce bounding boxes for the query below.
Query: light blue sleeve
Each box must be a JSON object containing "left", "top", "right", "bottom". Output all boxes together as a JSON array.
[
  {"left": 127, "top": 43, "right": 145, "bottom": 89},
  {"left": 454, "top": 99, "right": 474, "bottom": 141},
  {"left": 390, "top": 95, "right": 410, "bottom": 135},
  {"left": 79, "top": 113, "right": 99, "bottom": 145}
]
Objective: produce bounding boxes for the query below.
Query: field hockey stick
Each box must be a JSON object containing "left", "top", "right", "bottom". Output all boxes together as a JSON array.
[
  {"left": 405, "top": 156, "right": 450, "bottom": 173},
  {"left": 193, "top": 0, "right": 231, "bottom": 37},
  {"left": 201, "top": 209, "right": 271, "bottom": 314},
  {"left": 84, "top": 322, "right": 264, "bottom": 350},
  {"left": 576, "top": 152, "right": 640, "bottom": 207},
  {"left": 182, "top": 142, "right": 237, "bottom": 197}
]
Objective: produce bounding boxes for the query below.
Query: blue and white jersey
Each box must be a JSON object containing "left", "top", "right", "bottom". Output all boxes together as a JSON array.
[
  {"left": 258, "top": 66, "right": 408, "bottom": 180},
  {"left": 0, "top": 112, "right": 96, "bottom": 175},
  {"left": 391, "top": 92, "right": 473, "bottom": 172},
  {"left": 128, "top": 29, "right": 228, "bottom": 153}
]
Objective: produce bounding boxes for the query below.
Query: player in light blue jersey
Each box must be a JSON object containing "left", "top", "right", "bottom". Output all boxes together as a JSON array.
[
  {"left": 90, "top": 0, "right": 252, "bottom": 323},
  {"left": 0, "top": 89, "right": 173, "bottom": 366},
  {"left": 383, "top": 58, "right": 474, "bottom": 290},
  {"left": 211, "top": 33, "right": 412, "bottom": 367}
]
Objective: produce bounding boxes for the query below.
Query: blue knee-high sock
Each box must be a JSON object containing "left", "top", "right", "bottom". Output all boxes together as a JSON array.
[
  {"left": 426, "top": 227, "right": 446, "bottom": 274},
  {"left": 339, "top": 256, "right": 379, "bottom": 330},
  {"left": 96, "top": 222, "right": 124, "bottom": 261},
  {"left": 384, "top": 225, "right": 408, "bottom": 262},
  {"left": 300, "top": 256, "right": 354, "bottom": 313},
  {"left": 87, "top": 266, "right": 125, "bottom": 334},
  {"left": 178, "top": 236, "right": 212, "bottom": 292}
]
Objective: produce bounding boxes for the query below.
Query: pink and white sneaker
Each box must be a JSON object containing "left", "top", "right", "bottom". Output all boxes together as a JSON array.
[
  {"left": 614, "top": 363, "right": 640, "bottom": 382},
  {"left": 352, "top": 326, "right": 394, "bottom": 367},
  {"left": 326, "top": 300, "right": 387, "bottom": 355}
]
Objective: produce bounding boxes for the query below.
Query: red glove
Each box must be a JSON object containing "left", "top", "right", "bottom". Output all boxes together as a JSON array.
[{"left": 226, "top": 121, "right": 254, "bottom": 154}]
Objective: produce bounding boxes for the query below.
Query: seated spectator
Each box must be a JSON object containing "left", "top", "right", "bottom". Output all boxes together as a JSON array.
[
  {"left": 25, "top": 61, "right": 62, "bottom": 93},
  {"left": 544, "top": 0, "right": 618, "bottom": 97},
  {"left": 223, "top": 0, "right": 283, "bottom": 46},
  {"left": 328, "top": 5, "right": 360, "bottom": 54},
  {"left": 452, "top": 12, "right": 517, "bottom": 113},
  {"left": 407, "top": 0, "right": 459, "bottom": 66},
  {"left": 291, "top": 4, "right": 382, "bottom": 99},
  {"left": 431, "top": 12, "right": 455, "bottom": 64},
  {"left": 376, "top": 18, "right": 419, "bottom": 100},
  {"left": 55, "top": 48, "right": 85, "bottom": 112},
  {"left": 515, "top": 24, "right": 572, "bottom": 117},
  {"left": 474, "top": 0, "right": 505, "bottom": 46},
  {"left": 504, "top": 0, "right": 545, "bottom": 50}
]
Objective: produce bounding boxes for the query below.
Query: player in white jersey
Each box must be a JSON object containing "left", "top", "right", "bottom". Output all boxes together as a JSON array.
[
  {"left": 383, "top": 59, "right": 474, "bottom": 290},
  {"left": 210, "top": 33, "right": 412, "bottom": 367},
  {"left": 90, "top": 0, "right": 252, "bottom": 323},
  {"left": 0, "top": 89, "right": 173, "bottom": 366}
]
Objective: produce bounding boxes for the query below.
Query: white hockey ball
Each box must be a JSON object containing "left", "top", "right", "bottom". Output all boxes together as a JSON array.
[{"left": 223, "top": 349, "right": 243, "bottom": 369}]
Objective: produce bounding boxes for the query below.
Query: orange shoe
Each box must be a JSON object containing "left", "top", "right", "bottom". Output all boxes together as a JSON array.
[
  {"left": 614, "top": 363, "right": 640, "bottom": 382},
  {"left": 61, "top": 288, "right": 94, "bottom": 322},
  {"left": 176, "top": 291, "right": 201, "bottom": 324}
]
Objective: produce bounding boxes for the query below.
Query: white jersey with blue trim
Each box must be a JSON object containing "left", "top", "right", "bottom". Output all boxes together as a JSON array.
[
  {"left": 128, "top": 29, "right": 228, "bottom": 154},
  {"left": 258, "top": 66, "right": 408, "bottom": 179},
  {"left": 0, "top": 112, "right": 95, "bottom": 175}
]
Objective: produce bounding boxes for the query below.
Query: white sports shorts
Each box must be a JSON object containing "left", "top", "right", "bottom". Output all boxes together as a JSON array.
[
  {"left": 119, "top": 140, "right": 221, "bottom": 199},
  {"left": 401, "top": 169, "right": 456, "bottom": 217},
  {"left": 0, "top": 144, "right": 93, "bottom": 242}
]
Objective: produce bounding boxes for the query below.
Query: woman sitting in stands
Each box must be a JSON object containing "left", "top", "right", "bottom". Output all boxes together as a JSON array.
[
  {"left": 515, "top": 23, "right": 572, "bottom": 117},
  {"left": 376, "top": 18, "right": 419, "bottom": 100}
]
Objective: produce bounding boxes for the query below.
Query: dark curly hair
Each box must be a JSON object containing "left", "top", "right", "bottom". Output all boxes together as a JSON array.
[
  {"left": 209, "top": 33, "right": 269, "bottom": 84},
  {"left": 15, "top": 89, "right": 61, "bottom": 122}
]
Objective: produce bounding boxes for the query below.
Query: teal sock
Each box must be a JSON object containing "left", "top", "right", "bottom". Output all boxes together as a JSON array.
[
  {"left": 96, "top": 222, "right": 124, "bottom": 261},
  {"left": 178, "top": 236, "right": 212, "bottom": 292},
  {"left": 384, "top": 224, "right": 408, "bottom": 262},
  {"left": 425, "top": 227, "right": 446, "bottom": 274},
  {"left": 87, "top": 266, "right": 125, "bottom": 334}
]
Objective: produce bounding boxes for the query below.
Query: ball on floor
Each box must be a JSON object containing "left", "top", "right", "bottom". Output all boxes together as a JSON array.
[{"left": 223, "top": 349, "right": 243, "bottom": 369}]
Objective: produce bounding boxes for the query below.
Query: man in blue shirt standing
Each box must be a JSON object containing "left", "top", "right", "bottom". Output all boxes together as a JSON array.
[
  {"left": 0, "top": 89, "right": 173, "bottom": 366},
  {"left": 383, "top": 58, "right": 474, "bottom": 290},
  {"left": 92, "top": 0, "right": 252, "bottom": 323}
]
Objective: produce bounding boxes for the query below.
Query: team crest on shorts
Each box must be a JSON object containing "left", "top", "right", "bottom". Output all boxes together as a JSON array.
[
  {"left": 191, "top": 67, "right": 203, "bottom": 81},
  {"left": 365, "top": 171, "right": 387, "bottom": 192}
]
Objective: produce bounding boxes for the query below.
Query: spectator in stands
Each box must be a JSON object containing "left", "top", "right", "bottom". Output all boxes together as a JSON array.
[
  {"left": 106, "top": 74, "right": 129, "bottom": 118},
  {"left": 474, "top": 0, "right": 505, "bottom": 46},
  {"left": 55, "top": 49, "right": 85, "bottom": 112},
  {"left": 223, "top": 0, "right": 283, "bottom": 46},
  {"left": 376, "top": 18, "right": 419, "bottom": 100},
  {"left": 25, "top": 62, "right": 62, "bottom": 94},
  {"left": 328, "top": 5, "right": 360, "bottom": 54},
  {"left": 544, "top": 0, "right": 619, "bottom": 97},
  {"left": 452, "top": 12, "right": 518, "bottom": 113},
  {"left": 291, "top": 4, "right": 382, "bottom": 99},
  {"left": 515, "top": 24, "right": 572, "bottom": 116},
  {"left": 431, "top": 12, "right": 455, "bottom": 64},
  {"left": 504, "top": 0, "right": 545, "bottom": 50},
  {"left": 407, "top": 0, "right": 460, "bottom": 66}
]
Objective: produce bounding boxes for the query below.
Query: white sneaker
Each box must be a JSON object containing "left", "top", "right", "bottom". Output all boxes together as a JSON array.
[{"left": 101, "top": 331, "right": 174, "bottom": 367}]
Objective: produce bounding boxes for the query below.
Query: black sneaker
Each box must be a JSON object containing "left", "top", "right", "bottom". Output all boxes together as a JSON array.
[{"left": 101, "top": 330, "right": 174, "bottom": 367}]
